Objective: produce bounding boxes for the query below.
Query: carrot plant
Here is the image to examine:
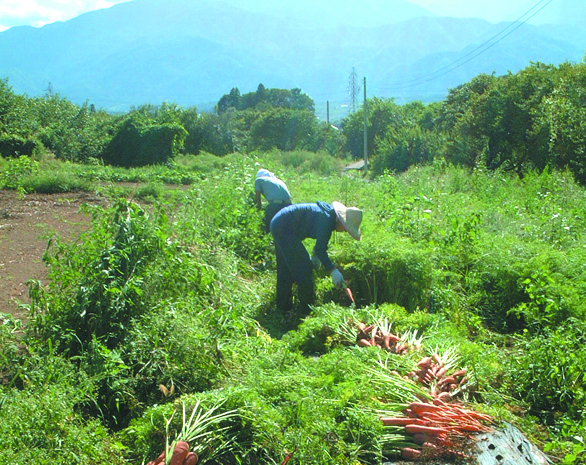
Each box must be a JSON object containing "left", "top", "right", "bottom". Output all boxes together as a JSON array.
[{"left": 4, "top": 153, "right": 586, "bottom": 463}]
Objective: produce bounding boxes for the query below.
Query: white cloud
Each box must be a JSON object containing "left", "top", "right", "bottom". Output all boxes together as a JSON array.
[{"left": 0, "top": 0, "right": 131, "bottom": 32}]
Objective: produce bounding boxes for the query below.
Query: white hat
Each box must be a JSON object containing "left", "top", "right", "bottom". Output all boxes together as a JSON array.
[
  {"left": 256, "top": 169, "right": 273, "bottom": 179},
  {"left": 332, "top": 201, "right": 362, "bottom": 241}
]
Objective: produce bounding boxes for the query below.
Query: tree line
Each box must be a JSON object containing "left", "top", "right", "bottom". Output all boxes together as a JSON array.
[{"left": 0, "top": 59, "right": 585, "bottom": 183}]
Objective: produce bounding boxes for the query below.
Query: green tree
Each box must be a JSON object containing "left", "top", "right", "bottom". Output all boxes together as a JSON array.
[
  {"left": 342, "top": 97, "right": 405, "bottom": 161},
  {"left": 101, "top": 112, "right": 187, "bottom": 167},
  {"left": 248, "top": 107, "right": 318, "bottom": 151},
  {"left": 544, "top": 64, "right": 586, "bottom": 184}
]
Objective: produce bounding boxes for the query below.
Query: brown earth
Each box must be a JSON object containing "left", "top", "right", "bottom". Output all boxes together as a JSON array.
[{"left": 0, "top": 190, "right": 107, "bottom": 322}]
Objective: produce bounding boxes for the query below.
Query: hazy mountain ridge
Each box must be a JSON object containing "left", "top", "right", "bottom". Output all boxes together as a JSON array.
[{"left": 0, "top": 0, "right": 584, "bottom": 115}]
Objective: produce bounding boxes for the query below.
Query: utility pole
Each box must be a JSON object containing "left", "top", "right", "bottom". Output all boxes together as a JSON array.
[
  {"left": 348, "top": 67, "right": 361, "bottom": 113},
  {"left": 363, "top": 76, "right": 368, "bottom": 173}
]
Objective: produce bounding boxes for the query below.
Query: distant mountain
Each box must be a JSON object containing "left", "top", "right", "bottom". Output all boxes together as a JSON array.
[{"left": 0, "top": 0, "right": 584, "bottom": 119}]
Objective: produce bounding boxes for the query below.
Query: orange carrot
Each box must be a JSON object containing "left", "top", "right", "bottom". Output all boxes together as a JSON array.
[
  {"left": 401, "top": 447, "right": 422, "bottom": 459},
  {"left": 412, "top": 433, "right": 440, "bottom": 445},
  {"left": 417, "top": 356, "right": 432, "bottom": 368},
  {"left": 435, "top": 365, "right": 448, "bottom": 378},
  {"left": 382, "top": 333, "right": 392, "bottom": 350},
  {"left": 183, "top": 452, "right": 198, "bottom": 465},
  {"left": 437, "top": 391, "right": 451, "bottom": 401},
  {"left": 401, "top": 447, "right": 422, "bottom": 460},
  {"left": 345, "top": 286, "right": 355, "bottom": 303},
  {"left": 438, "top": 376, "right": 457, "bottom": 386},
  {"left": 357, "top": 339, "right": 372, "bottom": 347},
  {"left": 451, "top": 368, "right": 467, "bottom": 378},
  {"left": 151, "top": 450, "right": 166, "bottom": 465},
  {"left": 169, "top": 441, "right": 189, "bottom": 465},
  {"left": 406, "top": 424, "right": 450, "bottom": 436},
  {"left": 380, "top": 417, "right": 414, "bottom": 426},
  {"left": 409, "top": 402, "right": 441, "bottom": 414},
  {"left": 403, "top": 408, "right": 418, "bottom": 418}
]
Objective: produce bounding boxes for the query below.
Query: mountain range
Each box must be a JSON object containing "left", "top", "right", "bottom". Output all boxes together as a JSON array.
[{"left": 0, "top": 0, "right": 585, "bottom": 120}]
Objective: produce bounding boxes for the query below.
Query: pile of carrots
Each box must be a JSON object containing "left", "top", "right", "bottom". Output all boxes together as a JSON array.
[
  {"left": 355, "top": 323, "right": 416, "bottom": 354},
  {"left": 380, "top": 399, "right": 494, "bottom": 461},
  {"left": 406, "top": 354, "right": 469, "bottom": 401},
  {"left": 147, "top": 441, "right": 198, "bottom": 465}
]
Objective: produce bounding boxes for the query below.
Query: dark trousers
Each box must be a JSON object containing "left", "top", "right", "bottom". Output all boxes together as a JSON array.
[
  {"left": 270, "top": 218, "right": 314, "bottom": 314},
  {"left": 263, "top": 201, "right": 292, "bottom": 233}
]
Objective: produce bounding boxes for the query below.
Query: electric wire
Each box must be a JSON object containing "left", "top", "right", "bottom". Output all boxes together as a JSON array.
[{"left": 370, "top": 0, "right": 556, "bottom": 92}]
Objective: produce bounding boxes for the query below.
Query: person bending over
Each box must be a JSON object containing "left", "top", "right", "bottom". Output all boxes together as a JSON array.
[
  {"left": 269, "top": 200, "right": 362, "bottom": 318},
  {"left": 254, "top": 168, "right": 292, "bottom": 233}
]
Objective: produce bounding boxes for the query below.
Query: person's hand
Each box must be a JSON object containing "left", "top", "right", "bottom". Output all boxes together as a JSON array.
[
  {"left": 331, "top": 268, "right": 345, "bottom": 289},
  {"left": 311, "top": 255, "right": 321, "bottom": 269}
]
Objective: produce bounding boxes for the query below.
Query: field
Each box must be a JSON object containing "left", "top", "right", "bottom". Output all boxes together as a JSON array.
[
  {"left": 0, "top": 191, "right": 105, "bottom": 320},
  {"left": 1, "top": 153, "right": 586, "bottom": 464}
]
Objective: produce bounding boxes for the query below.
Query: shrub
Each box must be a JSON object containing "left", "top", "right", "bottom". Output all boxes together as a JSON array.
[{"left": 509, "top": 318, "right": 586, "bottom": 422}]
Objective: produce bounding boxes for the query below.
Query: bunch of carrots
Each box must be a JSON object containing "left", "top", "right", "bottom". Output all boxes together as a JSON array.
[
  {"left": 405, "top": 354, "right": 469, "bottom": 401},
  {"left": 355, "top": 322, "right": 416, "bottom": 354},
  {"left": 380, "top": 399, "right": 494, "bottom": 461},
  {"left": 147, "top": 441, "right": 198, "bottom": 465}
]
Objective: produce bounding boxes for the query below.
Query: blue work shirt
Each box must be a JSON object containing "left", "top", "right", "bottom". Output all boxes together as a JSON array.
[{"left": 270, "top": 201, "right": 337, "bottom": 271}]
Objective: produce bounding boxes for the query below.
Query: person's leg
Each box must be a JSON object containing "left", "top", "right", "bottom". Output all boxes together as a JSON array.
[
  {"left": 274, "top": 241, "right": 294, "bottom": 313},
  {"left": 264, "top": 203, "right": 284, "bottom": 233},
  {"left": 290, "top": 247, "right": 315, "bottom": 317}
]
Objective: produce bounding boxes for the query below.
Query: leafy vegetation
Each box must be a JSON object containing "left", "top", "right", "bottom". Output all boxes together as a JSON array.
[
  {"left": 2, "top": 58, "right": 586, "bottom": 464},
  {"left": 1, "top": 154, "right": 586, "bottom": 464}
]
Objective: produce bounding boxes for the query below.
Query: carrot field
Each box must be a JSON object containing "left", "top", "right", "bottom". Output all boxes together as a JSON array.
[{"left": 1, "top": 151, "right": 586, "bottom": 464}]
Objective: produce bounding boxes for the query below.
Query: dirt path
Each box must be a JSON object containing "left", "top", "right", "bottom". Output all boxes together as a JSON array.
[{"left": 0, "top": 190, "right": 106, "bottom": 322}]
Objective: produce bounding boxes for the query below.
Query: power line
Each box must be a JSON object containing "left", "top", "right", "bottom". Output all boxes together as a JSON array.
[{"left": 371, "top": 0, "right": 556, "bottom": 92}]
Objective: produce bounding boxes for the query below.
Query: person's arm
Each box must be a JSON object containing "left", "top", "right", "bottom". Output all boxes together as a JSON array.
[
  {"left": 255, "top": 190, "right": 262, "bottom": 210},
  {"left": 313, "top": 219, "right": 335, "bottom": 271}
]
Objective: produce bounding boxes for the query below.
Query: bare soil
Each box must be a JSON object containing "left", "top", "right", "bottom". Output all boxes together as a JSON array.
[{"left": 0, "top": 190, "right": 107, "bottom": 322}]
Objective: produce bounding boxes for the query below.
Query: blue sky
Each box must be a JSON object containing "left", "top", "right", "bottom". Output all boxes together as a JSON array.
[{"left": 0, "top": 0, "right": 556, "bottom": 32}]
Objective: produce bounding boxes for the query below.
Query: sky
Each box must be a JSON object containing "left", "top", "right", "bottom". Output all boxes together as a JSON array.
[
  {"left": 0, "top": 0, "right": 559, "bottom": 33},
  {"left": 0, "top": 0, "right": 132, "bottom": 32}
]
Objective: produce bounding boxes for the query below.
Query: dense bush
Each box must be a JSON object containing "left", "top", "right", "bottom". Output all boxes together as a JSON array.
[{"left": 101, "top": 114, "right": 187, "bottom": 167}]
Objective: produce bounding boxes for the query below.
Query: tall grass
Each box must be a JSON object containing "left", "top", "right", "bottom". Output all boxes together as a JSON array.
[{"left": 2, "top": 153, "right": 586, "bottom": 463}]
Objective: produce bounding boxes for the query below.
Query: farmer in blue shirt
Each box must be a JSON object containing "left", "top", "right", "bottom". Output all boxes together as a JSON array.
[
  {"left": 254, "top": 168, "right": 292, "bottom": 233},
  {"left": 270, "top": 201, "right": 362, "bottom": 317}
]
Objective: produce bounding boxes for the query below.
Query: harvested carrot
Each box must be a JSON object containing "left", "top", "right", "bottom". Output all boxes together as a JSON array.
[
  {"left": 436, "top": 391, "right": 451, "bottom": 401},
  {"left": 382, "top": 333, "right": 392, "bottom": 350},
  {"left": 150, "top": 450, "right": 166, "bottom": 465},
  {"left": 183, "top": 452, "right": 198, "bottom": 465},
  {"left": 435, "top": 365, "right": 448, "bottom": 378},
  {"left": 169, "top": 441, "right": 190, "bottom": 465},
  {"left": 405, "top": 424, "right": 450, "bottom": 436},
  {"left": 380, "top": 417, "right": 414, "bottom": 426},
  {"left": 451, "top": 368, "right": 467, "bottom": 378},
  {"left": 357, "top": 338, "right": 372, "bottom": 347},
  {"left": 401, "top": 447, "right": 422, "bottom": 460},
  {"left": 403, "top": 408, "right": 418, "bottom": 418},
  {"left": 380, "top": 417, "right": 431, "bottom": 427},
  {"left": 412, "top": 432, "right": 440, "bottom": 445},
  {"left": 388, "top": 333, "right": 402, "bottom": 343},
  {"left": 409, "top": 402, "right": 441, "bottom": 414},
  {"left": 345, "top": 286, "right": 355, "bottom": 303},
  {"left": 438, "top": 375, "right": 457, "bottom": 386},
  {"left": 417, "top": 357, "right": 432, "bottom": 368}
]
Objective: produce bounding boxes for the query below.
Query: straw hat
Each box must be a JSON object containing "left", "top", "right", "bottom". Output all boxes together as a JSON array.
[{"left": 332, "top": 201, "right": 362, "bottom": 241}]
